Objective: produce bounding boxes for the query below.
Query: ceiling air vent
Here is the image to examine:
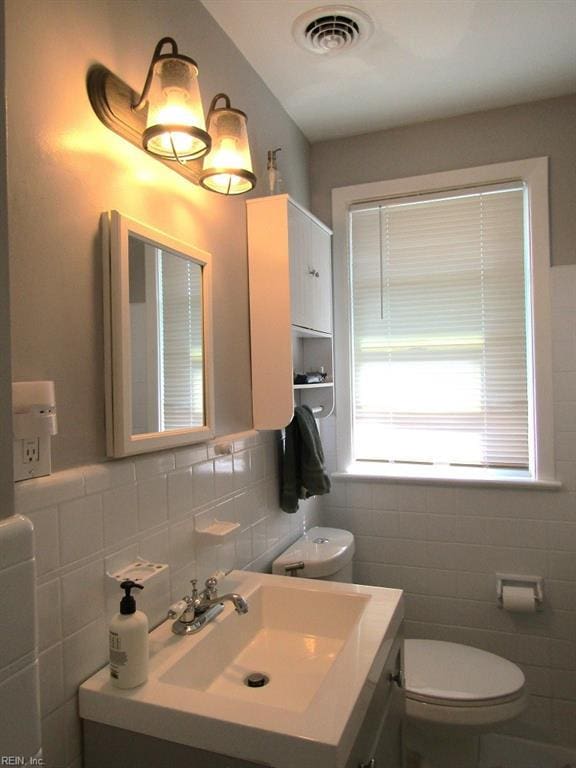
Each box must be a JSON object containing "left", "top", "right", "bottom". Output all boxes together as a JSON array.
[{"left": 293, "top": 6, "right": 373, "bottom": 55}]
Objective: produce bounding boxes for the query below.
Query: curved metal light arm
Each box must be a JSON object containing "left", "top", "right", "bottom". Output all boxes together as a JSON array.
[
  {"left": 207, "top": 93, "right": 231, "bottom": 119},
  {"left": 132, "top": 37, "right": 179, "bottom": 111}
]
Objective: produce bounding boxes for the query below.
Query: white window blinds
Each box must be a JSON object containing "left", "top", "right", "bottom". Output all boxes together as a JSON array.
[
  {"left": 350, "top": 184, "right": 530, "bottom": 469},
  {"left": 158, "top": 252, "right": 204, "bottom": 431}
]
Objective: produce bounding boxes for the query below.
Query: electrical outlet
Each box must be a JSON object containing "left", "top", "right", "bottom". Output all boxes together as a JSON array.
[{"left": 22, "top": 438, "right": 39, "bottom": 463}]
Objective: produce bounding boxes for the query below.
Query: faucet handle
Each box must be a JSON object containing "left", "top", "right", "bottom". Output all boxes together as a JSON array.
[{"left": 204, "top": 576, "right": 218, "bottom": 599}]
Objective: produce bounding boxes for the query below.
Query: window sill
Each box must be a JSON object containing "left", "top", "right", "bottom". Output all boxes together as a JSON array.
[{"left": 332, "top": 462, "right": 561, "bottom": 490}]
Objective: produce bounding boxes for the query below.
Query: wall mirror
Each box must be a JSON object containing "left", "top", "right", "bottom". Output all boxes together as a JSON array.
[{"left": 103, "top": 210, "right": 214, "bottom": 457}]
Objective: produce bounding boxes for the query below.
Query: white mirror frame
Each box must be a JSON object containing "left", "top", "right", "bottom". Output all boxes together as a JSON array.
[{"left": 103, "top": 210, "right": 215, "bottom": 457}]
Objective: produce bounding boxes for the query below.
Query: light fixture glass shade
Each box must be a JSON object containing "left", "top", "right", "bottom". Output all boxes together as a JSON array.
[
  {"left": 143, "top": 54, "right": 210, "bottom": 162},
  {"left": 199, "top": 94, "right": 256, "bottom": 195}
]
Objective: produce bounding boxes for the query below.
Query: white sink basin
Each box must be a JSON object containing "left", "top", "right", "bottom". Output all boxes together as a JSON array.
[
  {"left": 161, "top": 582, "right": 369, "bottom": 712},
  {"left": 80, "top": 570, "right": 403, "bottom": 768}
]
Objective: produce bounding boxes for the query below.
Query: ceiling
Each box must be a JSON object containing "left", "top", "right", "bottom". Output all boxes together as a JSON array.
[{"left": 200, "top": 0, "right": 576, "bottom": 142}]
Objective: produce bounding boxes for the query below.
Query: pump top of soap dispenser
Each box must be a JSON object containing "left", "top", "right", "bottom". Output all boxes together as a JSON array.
[{"left": 119, "top": 580, "right": 144, "bottom": 615}]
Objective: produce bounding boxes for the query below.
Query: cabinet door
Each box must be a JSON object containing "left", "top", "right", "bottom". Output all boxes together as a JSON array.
[
  {"left": 288, "top": 203, "right": 313, "bottom": 330},
  {"left": 309, "top": 221, "right": 333, "bottom": 334}
]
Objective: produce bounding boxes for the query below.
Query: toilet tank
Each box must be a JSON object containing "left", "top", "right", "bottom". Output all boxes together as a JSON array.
[{"left": 272, "top": 527, "right": 355, "bottom": 582}]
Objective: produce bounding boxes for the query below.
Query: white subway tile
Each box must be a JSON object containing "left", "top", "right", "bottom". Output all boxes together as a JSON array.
[
  {"left": 0, "top": 662, "right": 40, "bottom": 755},
  {"left": 169, "top": 517, "right": 196, "bottom": 572},
  {"left": 236, "top": 527, "right": 253, "bottom": 569},
  {"left": 138, "top": 527, "right": 169, "bottom": 565},
  {"left": 371, "top": 482, "right": 401, "bottom": 511},
  {"left": 555, "top": 461, "right": 576, "bottom": 490},
  {"left": 15, "top": 469, "right": 85, "bottom": 515},
  {"left": 37, "top": 579, "right": 62, "bottom": 651},
  {"left": 26, "top": 506, "right": 60, "bottom": 575},
  {"left": 397, "top": 485, "right": 427, "bottom": 512},
  {"left": 547, "top": 520, "right": 576, "bottom": 551},
  {"left": 59, "top": 494, "right": 103, "bottom": 565},
  {"left": 555, "top": 431, "right": 576, "bottom": 461},
  {"left": 425, "top": 486, "right": 462, "bottom": 515},
  {"left": 38, "top": 643, "right": 64, "bottom": 716},
  {"left": 347, "top": 482, "right": 373, "bottom": 509},
  {"left": 347, "top": 507, "right": 377, "bottom": 536},
  {"left": 396, "top": 511, "right": 428, "bottom": 540},
  {"left": 553, "top": 372, "right": 576, "bottom": 403},
  {"left": 549, "top": 551, "right": 576, "bottom": 581},
  {"left": 41, "top": 703, "right": 67, "bottom": 768},
  {"left": 484, "top": 546, "right": 547, "bottom": 577},
  {"left": 232, "top": 450, "right": 251, "bottom": 490},
  {"left": 102, "top": 484, "right": 138, "bottom": 547},
  {"left": 552, "top": 699, "right": 576, "bottom": 746},
  {"left": 552, "top": 266, "right": 576, "bottom": 309},
  {"left": 553, "top": 340, "right": 576, "bottom": 372},
  {"left": 135, "top": 452, "right": 175, "bottom": 481},
  {"left": 549, "top": 639, "right": 576, "bottom": 671},
  {"left": 0, "top": 559, "right": 36, "bottom": 668},
  {"left": 214, "top": 455, "right": 235, "bottom": 499},
  {"left": 0, "top": 514, "right": 34, "bottom": 569},
  {"left": 251, "top": 518, "right": 268, "bottom": 559},
  {"left": 137, "top": 475, "right": 168, "bottom": 531},
  {"left": 170, "top": 564, "right": 197, "bottom": 603},
  {"left": 250, "top": 445, "right": 266, "bottom": 482},
  {"left": 64, "top": 695, "right": 82, "bottom": 764},
  {"left": 486, "top": 518, "right": 546, "bottom": 548},
  {"left": 167, "top": 467, "right": 194, "bottom": 520},
  {"left": 174, "top": 444, "right": 208, "bottom": 469},
  {"left": 61, "top": 559, "right": 105, "bottom": 637},
  {"left": 456, "top": 572, "right": 494, "bottom": 602},
  {"left": 62, "top": 618, "right": 107, "bottom": 700},
  {"left": 551, "top": 668, "right": 576, "bottom": 701},
  {"left": 83, "top": 461, "right": 135, "bottom": 495},
  {"left": 192, "top": 460, "right": 215, "bottom": 508}
]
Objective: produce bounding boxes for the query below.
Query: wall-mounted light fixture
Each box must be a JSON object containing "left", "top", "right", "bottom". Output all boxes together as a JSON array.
[
  {"left": 87, "top": 37, "right": 256, "bottom": 194},
  {"left": 199, "top": 94, "right": 256, "bottom": 195}
]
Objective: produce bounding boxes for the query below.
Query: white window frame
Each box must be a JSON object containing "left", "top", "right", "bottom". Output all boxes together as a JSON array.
[{"left": 332, "top": 157, "right": 558, "bottom": 487}]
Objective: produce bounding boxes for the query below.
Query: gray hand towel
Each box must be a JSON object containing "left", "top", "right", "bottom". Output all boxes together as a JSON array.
[{"left": 280, "top": 405, "right": 331, "bottom": 513}]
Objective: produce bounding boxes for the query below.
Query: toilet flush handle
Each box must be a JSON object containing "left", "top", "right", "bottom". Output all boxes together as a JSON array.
[
  {"left": 284, "top": 561, "right": 305, "bottom": 576},
  {"left": 388, "top": 670, "right": 404, "bottom": 688}
]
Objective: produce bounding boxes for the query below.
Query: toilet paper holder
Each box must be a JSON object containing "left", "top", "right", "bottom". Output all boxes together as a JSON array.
[{"left": 496, "top": 573, "right": 544, "bottom": 610}]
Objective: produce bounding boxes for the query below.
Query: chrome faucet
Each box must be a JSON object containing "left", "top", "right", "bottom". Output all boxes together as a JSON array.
[{"left": 168, "top": 576, "right": 248, "bottom": 636}]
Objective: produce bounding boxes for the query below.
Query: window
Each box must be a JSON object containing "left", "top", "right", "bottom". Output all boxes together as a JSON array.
[{"left": 332, "top": 159, "right": 555, "bottom": 485}]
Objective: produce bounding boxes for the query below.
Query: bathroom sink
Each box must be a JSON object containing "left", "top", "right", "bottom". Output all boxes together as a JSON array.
[
  {"left": 161, "top": 582, "right": 369, "bottom": 711},
  {"left": 80, "top": 571, "right": 403, "bottom": 768}
]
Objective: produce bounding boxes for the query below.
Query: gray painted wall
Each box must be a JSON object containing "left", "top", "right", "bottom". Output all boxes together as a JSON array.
[
  {"left": 310, "top": 93, "right": 576, "bottom": 267},
  {"left": 0, "top": 0, "right": 14, "bottom": 519},
  {"left": 6, "top": 0, "right": 310, "bottom": 471}
]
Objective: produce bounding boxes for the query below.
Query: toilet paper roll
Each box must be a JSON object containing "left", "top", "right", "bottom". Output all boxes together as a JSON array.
[{"left": 502, "top": 585, "right": 536, "bottom": 613}]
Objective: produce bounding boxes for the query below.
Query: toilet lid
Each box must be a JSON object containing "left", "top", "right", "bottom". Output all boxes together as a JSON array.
[{"left": 404, "top": 640, "right": 525, "bottom": 704}]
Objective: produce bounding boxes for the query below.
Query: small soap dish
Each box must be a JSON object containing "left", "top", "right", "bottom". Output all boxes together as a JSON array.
[
  {"left": 107, "top": 558, "right": 168, "bottom": 585},
  {"left": 196, "top": 521, "right": 240, "bottom": 538}
]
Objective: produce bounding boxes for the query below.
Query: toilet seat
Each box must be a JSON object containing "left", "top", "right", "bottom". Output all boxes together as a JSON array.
[{"left": 404, "top": 640, "right": 526, "bottom": 726}]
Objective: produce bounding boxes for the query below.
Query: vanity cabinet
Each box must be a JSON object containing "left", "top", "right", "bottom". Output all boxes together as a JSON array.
[{"left": 247, "top": 194, "right": 334, "bottom": 429}]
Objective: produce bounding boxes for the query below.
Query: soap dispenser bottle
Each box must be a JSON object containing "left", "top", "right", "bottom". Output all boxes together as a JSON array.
[{"left": 109, "top": 580, "right": 149, "bottom": 689}]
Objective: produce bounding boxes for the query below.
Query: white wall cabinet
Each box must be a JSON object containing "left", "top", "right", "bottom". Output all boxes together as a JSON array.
[
  {"left": 289, "top": 202, "right": 333, "bottom": 334},
  {"left": 247, "top": 195, "right": 334, "bottom": 429}
]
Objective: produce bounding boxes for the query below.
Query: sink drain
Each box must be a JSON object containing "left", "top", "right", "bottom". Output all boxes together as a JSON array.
[{"left": 244, "top": 672, "right": 270, "bottom": 688}]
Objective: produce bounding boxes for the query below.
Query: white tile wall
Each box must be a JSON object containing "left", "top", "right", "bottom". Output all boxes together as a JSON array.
[
  {"left": 320, "top": 265, "right": 576, "bottom": 755},
  {"left": 0, "top": 515, "right": 41, "bottom": 759},
  {"left": 16, "top": 429, "right": 320, "bottom": 768}
]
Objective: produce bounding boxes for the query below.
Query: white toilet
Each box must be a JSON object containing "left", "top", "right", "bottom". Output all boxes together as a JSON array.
[{"left": 272, "top": 527, "right": 527, "bottom": 768}]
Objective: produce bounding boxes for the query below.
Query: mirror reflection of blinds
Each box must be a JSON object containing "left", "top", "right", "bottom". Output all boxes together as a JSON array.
[
  {"left": 350, "top": 182, "right": 529, "bottom": 469},
  {"left": 158, "top": 252, "right": 204, "bottom": 431}
]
